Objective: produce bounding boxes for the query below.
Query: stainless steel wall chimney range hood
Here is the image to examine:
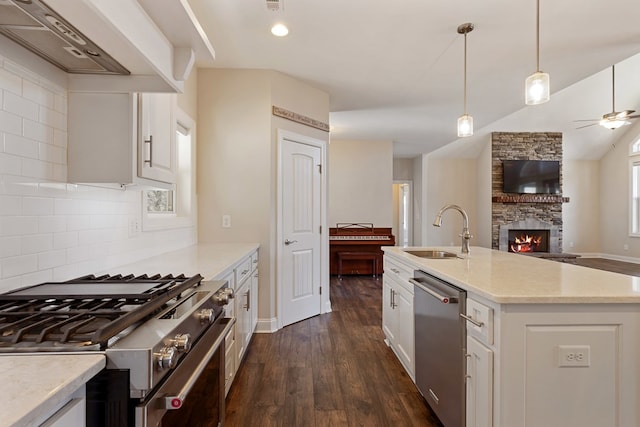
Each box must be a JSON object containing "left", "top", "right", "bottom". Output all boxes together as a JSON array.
[{"left": 0, "top": 0, "right": 129, "bottom": 75}]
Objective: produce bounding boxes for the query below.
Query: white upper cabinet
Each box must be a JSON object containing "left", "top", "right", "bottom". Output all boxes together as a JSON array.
[
  {"left": 68, "top": 92, "right": 176, "bottom": 188},
  {"left": 138, "top": 93, "right": 176, "bottom": 183}
]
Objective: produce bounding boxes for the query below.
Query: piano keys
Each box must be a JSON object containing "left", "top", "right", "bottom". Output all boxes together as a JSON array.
[{"left": 329, "top": 223, "right": 396, "bottom": 277}]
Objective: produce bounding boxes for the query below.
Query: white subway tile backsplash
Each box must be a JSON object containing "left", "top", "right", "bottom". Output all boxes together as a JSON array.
[
  {"left": 39, "top": 105, "right": 66, "bottom": 131},
  {"left": 0, "top": 216, "right": 38, "bottom": 236},
  {"left": 38, "top": 216, "right": 66, "bottom": 233},
  {"left": 22, "top": 233, "right": 53, "bottom": 254},
  {"left": 38, "top": 249, "right": 66, "bottom": 269},
  {"left": 5, "top": 133, "right": 38, "bottom": 159},
  {"left": 67, "top": 215, "right": 92, "bottom": 231},
  {"left": 53, "top": 231, "right": 78, "bottom": 249},
  {"left": 0, "top": 236, "right": 20, "bottom": 257},
  {"left": 54, "top": 93, "right": 67, "bottom": 114},
  {"left": 22, "top": 196, "right": 54, "bottom": 216},
  {"left": 0, "top": 276, "right": 22, "bottom": 294},
  {"left": 21, "top": 157, "right": 53, "bottom": 180},
  {"left": 39, "top": 141, "right": 66, "bottom": 164},
  {"left": 53, "top": 128, "right": 67, "bottom": 148},
  {"left": 0, "top": 152, "right": 22, "bottom": 176},
  {"left": 0, "top": 110, "right": 22, "bottom": 135},
  {"left": 0, "top": 68, "right": 22, "bottom": 95},
  {"left": 23, "top": 118, "right": 53, "bottom": 143},
  {"left": 0, "top": 195, "right": 21, "bottom": 215},
  {"left": 66, "top": 245, "right": 92, "bottom": 264},
  {"left": 1, "top": 254, "right": 38, "bottom": 278},
  {"left": 3, "top": 91, "right": 38, "bottom": 121},
  {"left": 19, "top": 269, "right": 52, "bottom": 287},
  {"left": 22, "top": 78, "right": 55, "bottom": 109}
]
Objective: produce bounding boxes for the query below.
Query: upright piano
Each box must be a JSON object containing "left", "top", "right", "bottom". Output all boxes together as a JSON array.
[{"left": 329, "top": 223, "right": 395, "bottom": 277}]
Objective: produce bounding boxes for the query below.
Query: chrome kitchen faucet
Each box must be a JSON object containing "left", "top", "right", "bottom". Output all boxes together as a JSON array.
[{"left": 433, "top": 204, "right": 472, "bottom": 254}]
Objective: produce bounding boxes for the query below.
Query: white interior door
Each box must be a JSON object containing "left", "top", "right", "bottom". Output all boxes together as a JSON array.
[{"left": 279, "top": 136, "right": 322, "bottom": 328}]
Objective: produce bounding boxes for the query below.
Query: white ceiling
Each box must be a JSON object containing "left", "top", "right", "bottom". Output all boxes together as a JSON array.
[{"left": 187, "top": 0, "right": 640, "bottom": 160}]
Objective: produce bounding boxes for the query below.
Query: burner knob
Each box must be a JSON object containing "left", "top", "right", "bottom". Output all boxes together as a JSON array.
[
  {"left": 212, "top": 288, "right": 235, "bottom": 306},
  {"left": 155, "top": 346, "right": 178, "bottom": 370},
  {"left": 169, "top": 333, "right": 192, "bottom": 352},
  {"left": 197, "top": 308, "right": 215, "bottom": 324}
]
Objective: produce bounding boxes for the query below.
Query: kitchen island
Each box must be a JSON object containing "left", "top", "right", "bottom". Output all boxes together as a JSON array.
[{"left": 383, "top": 246, "right": 640, "bottom": 427}]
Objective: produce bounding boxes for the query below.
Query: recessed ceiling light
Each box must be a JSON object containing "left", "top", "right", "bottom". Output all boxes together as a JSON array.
[{"left": 271, "top": 23, "right": 289, "bottom": 37}]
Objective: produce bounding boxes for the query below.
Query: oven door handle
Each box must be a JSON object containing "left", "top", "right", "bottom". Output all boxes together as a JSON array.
[{"left": 161, "top": 317, "right": 235, "bottom": 410}]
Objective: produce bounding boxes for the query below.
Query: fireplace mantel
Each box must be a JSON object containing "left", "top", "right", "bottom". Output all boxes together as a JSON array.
[{"left": 492, "top": 195, "right": 570, "bottom": 203}]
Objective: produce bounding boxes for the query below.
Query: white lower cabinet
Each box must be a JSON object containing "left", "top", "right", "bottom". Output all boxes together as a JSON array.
[
  {"left": 219, "top": 248, "right": 259, "bottom": 396},
  {"left": 466, "top": 336, "right": 493, "bottom": 427},
  {"left": 39, "top": 387, "right": 86, "bottom": 427},
  {"left": 382, "top": 268, "right": 414, "bottom": 378}
]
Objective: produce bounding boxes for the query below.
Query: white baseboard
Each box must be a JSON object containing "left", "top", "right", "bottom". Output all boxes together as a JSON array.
[{"left": 255, "top": 317, "right": 278, "bottom": 333}]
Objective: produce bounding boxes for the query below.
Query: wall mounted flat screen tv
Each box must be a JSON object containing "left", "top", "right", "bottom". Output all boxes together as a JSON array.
[{"left": 502, "top": 160, "right": 560, "bottom": 194}]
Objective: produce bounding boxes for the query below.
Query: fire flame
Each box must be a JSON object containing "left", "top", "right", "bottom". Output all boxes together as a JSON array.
[{"left": 510, "top": 234, "right": 543, "bottom": 253}]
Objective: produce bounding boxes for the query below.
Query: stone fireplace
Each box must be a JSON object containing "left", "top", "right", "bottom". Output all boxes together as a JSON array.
[
  {"left": 491, "top": 132, "right": 566, "bottom": 253},
  {"left": 498, "top": 217, "right": 560, "bottom": 253}
]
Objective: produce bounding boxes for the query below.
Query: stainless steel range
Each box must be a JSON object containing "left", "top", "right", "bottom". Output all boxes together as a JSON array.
[{"left": 0, "top": 273, "right": 235, "bottom": 427}]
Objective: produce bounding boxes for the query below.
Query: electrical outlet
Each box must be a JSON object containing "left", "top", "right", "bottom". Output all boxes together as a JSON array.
[
  {"left": 128, "top": 218, "right": 140, "bottom": 237},
  {"left": 623, "top": 244, "right": 629, "bottom": 251},
  {"left": 222, "top": 215, "right": 231, "bottom": 228},
  {"left": 569, "top": 241, "right": 574, "bottom": 248},
  {"left": 558, "top": 345, "right": 590, "bottom": 367}
]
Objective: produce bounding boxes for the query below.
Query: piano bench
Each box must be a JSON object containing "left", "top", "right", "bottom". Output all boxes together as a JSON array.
[{"left": 337, "top": 251, "right": 379, "bottom": 279}]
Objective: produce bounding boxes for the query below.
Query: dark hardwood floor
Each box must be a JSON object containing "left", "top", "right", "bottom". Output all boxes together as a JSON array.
[
  {"left": 574, "top": 257, "right": 640, "bottom": 277},
  {"left": 225, "top": 275, "right": 442, "bottom": 427}
]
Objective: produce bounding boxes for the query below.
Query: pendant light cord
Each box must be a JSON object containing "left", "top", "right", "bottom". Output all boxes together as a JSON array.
[
  {"left": 464, "top": 31, "right": 468, "bottom": 115},
  {"left": 536, "top": 0, "right": 540, "bottom": 72},
  {"left": 612, "top": 65, "right": 616, "bottom": 111}
]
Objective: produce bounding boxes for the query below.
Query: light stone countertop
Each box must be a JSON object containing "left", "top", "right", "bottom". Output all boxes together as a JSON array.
[
  {"left": 384, "top": 246, "right": 640, "bottom": 304},
  {"left": 1, "top": 354, "right": 105, "bottom": 427},
  {"left": 101, "top": 242, "right": 260, "bottom": 280}
]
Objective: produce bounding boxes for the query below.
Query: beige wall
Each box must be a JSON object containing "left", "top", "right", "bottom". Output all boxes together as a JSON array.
[
  {"left": 475, "top": 139, "right": 492, "bottom": 248},
  {"left": 599, "top": 121, "right": 640, "bottom": 258},
  {"left": 413, "top": 155, "right": 424, "bottom": 245},
  {"left": 196, "top": 68, "right": 329, "bottom": 325},
  {"left": 424, "top": 157, "right": 477, "bottom": 247},
  {"left": 393, "top": 158, "right": 414, "bottom": 181},
  {"left": 328, "top": 139, "right": 393, "bottom": 227},
  {"left": 562, "top": 160, "right": 601, "bottom": 253}
]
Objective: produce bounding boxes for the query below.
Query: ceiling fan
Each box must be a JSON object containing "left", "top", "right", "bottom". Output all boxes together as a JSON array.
[{"left": 575, "top": 65, "right": 640, "bottom": 130}]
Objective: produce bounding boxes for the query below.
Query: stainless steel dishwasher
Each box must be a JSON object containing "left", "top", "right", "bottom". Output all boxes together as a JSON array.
[{"left": 411, "top": 270, "right": 466, "bottom": 427}]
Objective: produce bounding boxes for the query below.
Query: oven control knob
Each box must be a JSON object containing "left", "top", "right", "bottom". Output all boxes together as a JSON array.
[
  {"left": 212, "top": 288, "right": 234, "bottom": 306},
  {"left": 155, "top": 346, "right": 178, "bottom": 370},
  {"left": 197, "top": 308, "right": 215, "bottom": 324},
  {"left": 169, "top": 333, "right": 192, "bottom": 352}
]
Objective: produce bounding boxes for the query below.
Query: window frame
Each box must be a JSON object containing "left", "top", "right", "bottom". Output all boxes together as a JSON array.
[
  {"left": 141, "top": 107, "right": 196, "bottom": 232},
  {"left": 629, "top": 138, "right": 640, "bottom": 237}
]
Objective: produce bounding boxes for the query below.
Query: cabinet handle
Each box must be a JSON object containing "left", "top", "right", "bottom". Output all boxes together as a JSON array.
[
  {"left": 241, "top": 269, "right": 249, "bottom": 275},
  {"left": 144, "top": 134, "right": 153, "bottom": 167},
  {"left": 460, "top": 313, "right": 484, "bottom": 327},
  {"left": 391, "top": 268, "right": 400, "bottom": 274},
  {"left": 391, "top": 289, "right": 397, "bottom": 309},
  {"left": 245, "top": 290, "right": 250, "bottom": 311}
]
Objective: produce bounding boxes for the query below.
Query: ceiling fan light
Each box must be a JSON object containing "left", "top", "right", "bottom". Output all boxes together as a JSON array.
[
  {"left": 599, "top": 118, "right": 630, "bottom": 130},
  {"left": 457, "top": 114, "right": 473, "bottom": 137},
  {"left": 525, "top": 71, "right": 550, "bottom": 105}
]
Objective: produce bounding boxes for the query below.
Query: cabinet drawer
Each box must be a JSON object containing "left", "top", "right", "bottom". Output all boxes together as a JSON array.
[
  {"left": 464, "top": 298, "right": 494, "bottom": 345},
  {"left": 250, "top": 251, "right": 259, "bottom": 272},
  {"left": 224, "top": 325, "right": 235, "bottom": 351},
  {"left": 235, "top": 257, "right": 252, "bottom": 285},
  {"left": 384, "top": 257, "right": 414, "bottom": 283}
]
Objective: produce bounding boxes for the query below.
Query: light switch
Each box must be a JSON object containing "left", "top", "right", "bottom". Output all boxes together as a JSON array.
[{"left": 222, "top": 215, "right": 231, "bottom": 228}]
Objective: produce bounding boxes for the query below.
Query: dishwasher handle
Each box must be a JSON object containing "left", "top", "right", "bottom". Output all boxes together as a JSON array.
[{"left": 410, "top": 278, "right": 459, "bottom": 304}]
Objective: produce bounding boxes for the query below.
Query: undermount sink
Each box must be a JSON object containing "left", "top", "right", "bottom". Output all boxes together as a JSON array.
[{"left": 403, "top": 250, "right": 459, "bottom": 259}]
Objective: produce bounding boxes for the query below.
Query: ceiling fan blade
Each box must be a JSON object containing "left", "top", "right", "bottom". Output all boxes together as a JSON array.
[
  {"left": 576, "top": 123, "right": 598, "bottom": 129},
  {"left": 627, "top": 114, "right": 640, "bottom": 119}
]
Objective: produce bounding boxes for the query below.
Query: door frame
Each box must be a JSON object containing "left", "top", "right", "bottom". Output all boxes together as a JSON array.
[
  {"left": 393, "top": 180, "right": 413, "bottom": 247},
  {"left": 276, "top": 129, "right": 330, "bottom": 330}
]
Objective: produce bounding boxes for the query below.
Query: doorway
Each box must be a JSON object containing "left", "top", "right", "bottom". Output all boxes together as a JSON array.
[{"left": 393, "top": 181, "right": 412, "bottom": 247}]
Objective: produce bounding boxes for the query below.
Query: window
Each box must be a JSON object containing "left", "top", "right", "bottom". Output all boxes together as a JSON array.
[
  {"left": 142, "top": 109, "right": 196, "bottom": 231},
  {"left": 630, "top": 138, "right": 640, "bottom": 236}
]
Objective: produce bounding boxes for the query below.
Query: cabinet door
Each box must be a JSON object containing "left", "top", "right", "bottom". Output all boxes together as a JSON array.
[
  {"left": 382, "top": 278, "right": 396, "bottom": 343},
  {"left": 138, "top": 93, "right": 176, "bottom": 183},
  {"left": 466, "top": 336, "right": 493, "bottom": 427},
  {"left": 234, "top": 279, "right": 250, "bottom": 364},
  {"left": 394, "top": 283, "right": 414, "bottom": 376},
  {"left": 250, "top": 269, "right": 258, "bottom": 333}
]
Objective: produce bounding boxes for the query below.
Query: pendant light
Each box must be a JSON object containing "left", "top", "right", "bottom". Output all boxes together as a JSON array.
[
  {"left": 457, "top": 23, "right": 474, "bottom": 138},
  {"left": 525, "top": 0, "right": 550, "bottom": 105}
]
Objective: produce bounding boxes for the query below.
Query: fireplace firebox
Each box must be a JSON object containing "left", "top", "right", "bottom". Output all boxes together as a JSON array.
[{"left": 508, "top": 229, "right": 550, "bottom": 253}]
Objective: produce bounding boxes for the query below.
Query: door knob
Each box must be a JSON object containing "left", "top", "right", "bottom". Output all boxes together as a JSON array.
[{"left": 284, "top": 239, "right": 298, "bottom": 245}]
